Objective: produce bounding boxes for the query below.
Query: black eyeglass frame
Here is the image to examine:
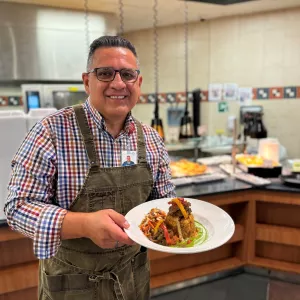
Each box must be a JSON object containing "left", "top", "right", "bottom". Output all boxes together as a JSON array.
[{"left": 87, "top": 67, "right": 140, "bottom": 83}]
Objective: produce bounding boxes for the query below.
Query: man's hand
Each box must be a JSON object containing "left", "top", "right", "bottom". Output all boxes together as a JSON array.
[
  {"left": 61, "top": 209, "right": 135, "bottom": 248},
  {"left": 84, "top": 209, "right": 135, "bottom": 248}
]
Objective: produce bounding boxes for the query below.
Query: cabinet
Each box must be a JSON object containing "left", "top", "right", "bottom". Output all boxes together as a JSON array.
[{"left": 1, "top": 190, "right": 300, "bottom": 299}]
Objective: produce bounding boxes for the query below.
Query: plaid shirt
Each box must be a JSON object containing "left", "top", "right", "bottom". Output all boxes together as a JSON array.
[{"left": 4, "top": 99, "right": 175, "bottom": 259}]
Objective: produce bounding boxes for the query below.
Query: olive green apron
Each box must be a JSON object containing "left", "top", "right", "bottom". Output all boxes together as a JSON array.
[{"left": 39, "top": 104, "right": 154, "bottom": 300}]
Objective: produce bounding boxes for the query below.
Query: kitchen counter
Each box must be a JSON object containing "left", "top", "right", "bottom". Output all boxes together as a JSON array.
[
  {"left": 0, "top": 177, "right": 297, "bottom": 228},
  {"left": 176, "top": 177, "right": 252, "bottom": 198},
  {"left": 0, "top": 179, "right": 300, "bottom": 299},
  {"left": 262, "top": 179, "right": 300, "bottom": 193},
  {"left": 176, "top": 177, "right": 300, "bottom": 197}
]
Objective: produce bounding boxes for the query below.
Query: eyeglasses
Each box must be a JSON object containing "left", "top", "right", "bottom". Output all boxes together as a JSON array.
[{"left": 87, "top": 67, "right": 140, "bottom": 83}]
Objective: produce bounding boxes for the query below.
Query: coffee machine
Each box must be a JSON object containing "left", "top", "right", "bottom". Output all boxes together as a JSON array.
[
  {"left": 240, "top": 106, "right": 267, "bottom": 144},
  {"left": 178, "top": 89, "right": 202, "bottom": 140}
]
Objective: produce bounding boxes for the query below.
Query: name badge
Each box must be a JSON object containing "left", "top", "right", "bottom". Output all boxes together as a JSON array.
[{"left": 121, "top": 151, "right": 137, "bottom": 167}]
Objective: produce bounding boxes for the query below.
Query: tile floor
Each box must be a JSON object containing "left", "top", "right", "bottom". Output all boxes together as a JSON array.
[
  {"left": 151, "top": 273, "right": 300, "bottom": 300},
  {"left": 268, "top": 280, "right": 300, "bottom": 300}
]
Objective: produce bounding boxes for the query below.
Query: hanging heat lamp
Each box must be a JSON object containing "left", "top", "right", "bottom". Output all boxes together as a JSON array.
[
  {"left": 150, "top": 0, "right": 165, "bottom": 140},
  {"left": 179, "top": 0, "right": 194, "bottom": 140}
]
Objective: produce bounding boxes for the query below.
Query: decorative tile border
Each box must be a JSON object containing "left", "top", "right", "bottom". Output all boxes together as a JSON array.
[
  {"left": 201, "top": 90, "right": 208, "bottom": 101},
  {"left": 176, "top": 92, "right": 186, "bottom": 103},
  {"left": 0, "top": 96, "right": 22, "bottom": 106},
  {"left": 158, "top": 93, "right": 167, "bottom": 103},
  {"left": 147, "top": 93, "right": 156, "bottom": 104},
  {"left": 284, "top": 87, "right": 297, "bottom": 99},
  {"left": 166, "top": 93, "right": 176, "bottom": 103},
  {"left": 252, "top": 88, "right": 257, "bottom": 100},
  {"left": 257, "top": 88, "right": 269, "bottom": 100},
  {"left": 138, "top": 94, "right": 148, "bottom": 104},
  {"left": 8, "top": 96, "right": 22, "bottom": 106},
  {"left": 297, "top": 87, "right": 300, "bottom": 98},
  {"left": 1, "top": 86, "right": 300, "bottom": 107},
  {"left": 269, "top": 87, "right": 284, "bottom": 99},
  {"left": 0, "top": 96, "right": 8, "bottom": 106},
  {"left": 136, "top": 85, "right": 300, "bottom": 104}
]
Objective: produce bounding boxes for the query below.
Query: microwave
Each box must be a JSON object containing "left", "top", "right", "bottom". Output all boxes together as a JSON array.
[{"left": 21, "top": 84, "right": 87, "bottom": 113}]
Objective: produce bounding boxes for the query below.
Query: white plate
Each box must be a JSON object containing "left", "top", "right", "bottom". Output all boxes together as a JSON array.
[{"left": 124, "top": 198, "right": 235, "bottom": 254}]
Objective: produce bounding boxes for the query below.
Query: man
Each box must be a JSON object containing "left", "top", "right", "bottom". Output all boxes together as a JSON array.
[
  {"left": 4, "top": 36, "right": 175, "bottom": 300},
  {"left": 122, "top": 155, "right": 135, "bottom": 166}
]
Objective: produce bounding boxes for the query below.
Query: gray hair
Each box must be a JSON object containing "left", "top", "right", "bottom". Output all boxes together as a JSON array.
[{"left": 86, "top": 35, "right": 140, "bottom": 71}]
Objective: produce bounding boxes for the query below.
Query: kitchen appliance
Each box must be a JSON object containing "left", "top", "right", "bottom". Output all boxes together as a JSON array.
[
  {"left": 238, "top": 106, "right": 281, "bottom": 177},
  {"left": 0, "top": 3, "right": 117, "bottom": 82},
  {"left": 22, "top": 84, "right": 87, "bottom": 112},
  {"left": 27, "top": 108, "right": 58, "bottom": 131},
  {"left": 0, "top": 111, "right": 28, "bottom": 221},
  {"left": 240, "top": 105, "right": 267, "bottom": 146},
  {"left": 248, "top": 112, "right": 267, "bottom": 139}
]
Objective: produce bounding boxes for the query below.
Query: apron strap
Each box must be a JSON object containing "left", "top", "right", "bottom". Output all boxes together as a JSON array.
[
  {"left": 73, "top": 104, "right": 100, "bottom": 167},
  {"left": 73, "top": 105, "right": 147, "bottom": 166},
  {"left": 134, "top": 120, "right": 147, "bottom": 164},
  {"left": 89, "top": 272, "right": 125, "bottom": 300}
]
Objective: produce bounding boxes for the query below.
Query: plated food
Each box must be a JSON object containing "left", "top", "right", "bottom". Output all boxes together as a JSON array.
[
  {"left": 170, "top": 159, "right": 207, "bottom": 178},
  {"left": 124, "top": 197, "right": 235, "bottom": 254},
  {"left": 139, "top": 197, "right": 207, "bottom": 247}
]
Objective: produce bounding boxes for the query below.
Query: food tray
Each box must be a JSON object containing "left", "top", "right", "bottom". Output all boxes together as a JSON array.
[
  {"left": 170, "top": 159, "right": 207, "bottom": 178},
  {"left": 236, "top": 154, "right": 282, "bottom": 178},
  {"left": 238, "top": 164, "right": 282, "bottom": 178},
  {"left": 280, "top": 174, "right": 300, "bottom": 188}
]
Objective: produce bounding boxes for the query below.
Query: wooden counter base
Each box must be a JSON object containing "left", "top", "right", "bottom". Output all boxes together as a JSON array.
[{"left": 1, "top": 189, "right": 300, "bottom": 299}]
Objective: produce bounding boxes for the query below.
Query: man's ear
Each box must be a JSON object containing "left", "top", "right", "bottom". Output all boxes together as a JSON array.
[
  {"left": 135, "top": 75, "right": 143, "bottom": 102},
  {"left": 82, "top": 73, "right": 90, "bottom": 95},
  {"left": 138, "top": 75, "right": 143, "bottom": 88}
]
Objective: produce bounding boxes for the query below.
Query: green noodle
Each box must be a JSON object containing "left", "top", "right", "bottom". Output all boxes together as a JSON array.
[{"left": 171, "top": 221, "right": 208, "bottom": 248}]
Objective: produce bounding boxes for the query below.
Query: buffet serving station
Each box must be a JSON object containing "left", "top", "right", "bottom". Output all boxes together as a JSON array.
[{"left": 1, "top": 174, "right": 300, "bottom": 299}]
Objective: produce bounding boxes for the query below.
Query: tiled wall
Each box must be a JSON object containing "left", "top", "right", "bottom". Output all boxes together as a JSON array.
[
  {"left": 1, "top": 8, "right": 300, "bottom": 157},
  {"left": 0, "top": 87, "right": 23, "bottom": 109},
  {"left": 138, "top": 86, "right": 300, "bottom": 103},
  {"left": 0, "top": 96, "right": 23, "bottom": 107},
  {"left": 127, "top": 8, "right": 300, "bottom": 158}
]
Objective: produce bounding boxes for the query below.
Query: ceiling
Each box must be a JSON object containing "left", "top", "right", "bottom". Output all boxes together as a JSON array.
[{"left": 4, "top": 0, "right": 300, "bottom": 32}]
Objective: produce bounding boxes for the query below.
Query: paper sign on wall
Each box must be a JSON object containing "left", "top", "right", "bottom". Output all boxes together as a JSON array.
[
  {"left": 223, "top": 83, "right": 239, "bottom": 101},
  {"left": 238, "top": 87, "right": 253, "bottom": 106},
  {"left": 208, "top": 83, "right": 223, "bottom": 101}
]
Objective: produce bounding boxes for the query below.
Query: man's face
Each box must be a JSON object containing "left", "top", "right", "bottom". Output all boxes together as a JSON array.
[
  {"left": 127, "top": 155, "right": 131, "bottom": 162},
  {"left": 82, "top": 47, "right": 142, "bottom": 121}
]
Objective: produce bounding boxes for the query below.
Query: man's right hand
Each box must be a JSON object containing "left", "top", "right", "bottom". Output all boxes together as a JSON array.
[
  {"left": 61, "top": 209, "right": 135, "bottom": 248},
  {"left": 84, "top": 209, "right": 135, "bottom": 248}
]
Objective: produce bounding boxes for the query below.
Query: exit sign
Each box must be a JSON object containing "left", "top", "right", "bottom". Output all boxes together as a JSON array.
[{"left": 218, "top": 101, "right": 228, "bottom": 113}]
